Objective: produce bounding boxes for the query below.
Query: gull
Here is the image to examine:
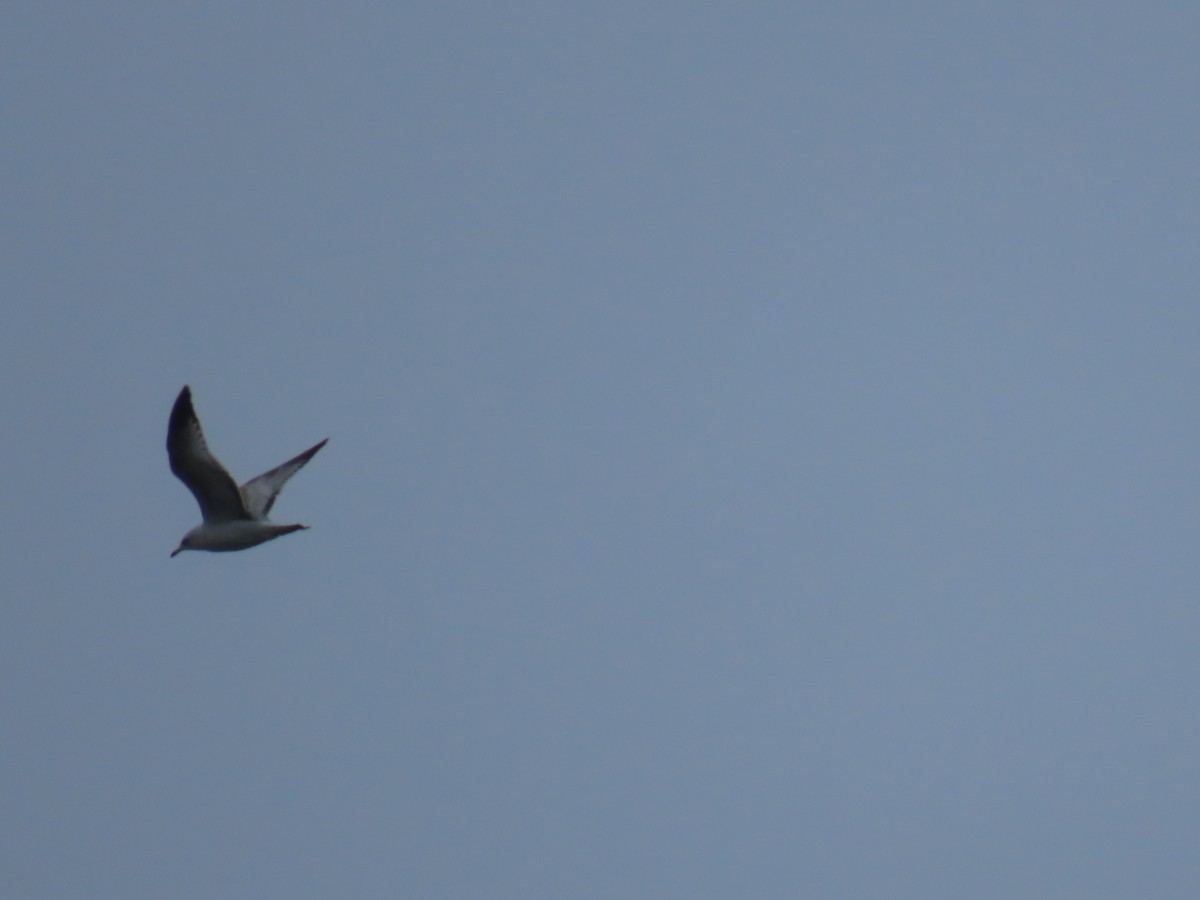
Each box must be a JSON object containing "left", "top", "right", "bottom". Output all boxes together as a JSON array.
[{"left": 167, "top": 385, "right": 327, "bottom": 557}]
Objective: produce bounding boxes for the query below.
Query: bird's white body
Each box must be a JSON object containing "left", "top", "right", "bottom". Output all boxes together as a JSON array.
[{"left": 174, "top": 520, "right": 308, "bottom": 555}]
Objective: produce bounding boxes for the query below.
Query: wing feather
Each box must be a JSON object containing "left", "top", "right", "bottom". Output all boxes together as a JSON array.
[
  {"left": 240, "top": 438, "right": 328, "bottom": 519},
  {"left": 166, "top": 386, "right": 251, "bottom": 522}
]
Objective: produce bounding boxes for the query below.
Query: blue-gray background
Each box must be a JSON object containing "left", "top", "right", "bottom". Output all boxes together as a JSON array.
[{"left": 4, "top": 3, "right": 1200, "bottom": 897}]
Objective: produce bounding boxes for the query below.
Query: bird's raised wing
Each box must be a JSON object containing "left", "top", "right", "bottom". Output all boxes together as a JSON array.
[
  {"left": 167, "top": 386, "right": 251, "bottom": 522},
  {"left": 240, "top": 438, "right": 328, "bottom": 519}
]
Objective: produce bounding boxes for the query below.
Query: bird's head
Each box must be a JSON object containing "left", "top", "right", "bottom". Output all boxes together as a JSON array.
[{"left": 170, "top": 528, "right": 200, "bottom": 558}]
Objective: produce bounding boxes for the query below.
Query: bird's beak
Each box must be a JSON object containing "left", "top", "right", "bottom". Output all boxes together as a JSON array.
[{"left": 170, "top": 547, "right": 183, "bottom": 558}]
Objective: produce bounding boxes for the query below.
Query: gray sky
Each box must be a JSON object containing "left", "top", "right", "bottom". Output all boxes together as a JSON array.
[{"left": 5, "top": 3, "right": 1200, "bottom": 897}]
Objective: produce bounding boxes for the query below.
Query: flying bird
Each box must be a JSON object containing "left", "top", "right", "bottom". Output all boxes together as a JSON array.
[{"left": 167, "top": 385, "right": 327, "bottom": 557}]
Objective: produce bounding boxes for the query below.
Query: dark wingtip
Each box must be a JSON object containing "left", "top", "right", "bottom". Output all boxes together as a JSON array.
[
  {"left": 296, "top": 437, "right": 330, "bottom": 463},
  {"left": 171, "top": 385, "right": 193, "bottom": 411},
  {"left": 168, "top": 385, "right": 196, "bottom": 437}
]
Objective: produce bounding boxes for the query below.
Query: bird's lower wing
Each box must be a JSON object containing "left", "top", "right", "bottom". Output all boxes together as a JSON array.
[{"left": 240, "top": 438, "right": 328, "bottom": 519}]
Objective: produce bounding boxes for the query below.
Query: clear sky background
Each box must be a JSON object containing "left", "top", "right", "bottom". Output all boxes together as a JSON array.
[{"left": 4, "top": 3, "right": 1200, "bottom": 897}]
